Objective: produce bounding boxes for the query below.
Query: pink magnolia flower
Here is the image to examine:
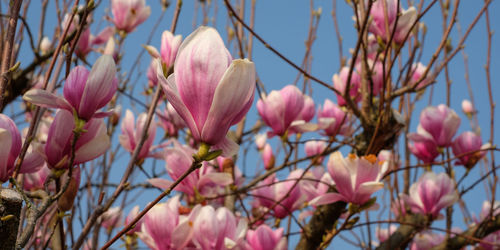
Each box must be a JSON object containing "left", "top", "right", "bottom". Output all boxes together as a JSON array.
[
  {"left": 246, "top": 224, "right": 287, "bottom": 250},
  {"left": 408, "top": 128, "right": 440, "bottom": 164},
  {"left": 157, "top": 26, "right": 256, "bottom": 156},
  {"left": 462, "top": 99, "right": 474, "bottom": 116},
  {"left": 452, "top": 131, "right": 488, "bottom": 169},
  {"left": 160, "top": 31, "right": 182, "bottom": 68},
  {"left": 377, "top": 150, "right": 400, "bottom": 170},
  {"left": 254, "top": 133, "right": 267, "bottom": 151},
  {"left": 253, "top": 170, "right": 308, "bottom": 218},
  {"left": 40, "top": 36, "right": 52, "bottom": 55},
  {"left": 304, "top": 140, "right": 327, "bottom": 165},
  {"left": 261, "top": 143, "right": 275, "bottom": 170},
  {"left": 376, "top": 225, "right": 397, "bottom": 243},
  {"left": 401, "top": 172, "right": 458, "bottom": 218},
  {"left": 257, "top": 85, "right": 305, "bottom": 137},
  {"left": 119, "top": 109, "right": 157, "bottom": 161},
  {"left": 317, "top": 99, "right": 354, "bottom": 137},
  {"left": 157, "top": 103, "right": 186, "bottom": 138},
  {"left": 44, "top": 109, "right": 110, "bottom": 169},
  {"left": 0, "top": 114, "right": 22, "bottom": 182},
  {"left": 124, "top": 205, "right": 142, "bottom": 235},
  {"left": 355, "top": 59, "right": 384, "bottom": 96},
  {"left": 297, "top": 95, "right": 316, "bottom": 123},
  {"left": 410, "top": 63, "right": 430, "bottom": 89},
  {"left": 23, "top": 55, "right": 118, "bottom": 121},
  {"left": 333, "top": 67, "right": 361, "bottom": 106},
  {"left": 76, "top": 27, "right": 114, "bottom": 58},
  {"left": 191, "top": 205, "right": 247, "bottom": 249},
  {"left": 111, "top": 0, "right": 151, "bottom": 33},
  {"left": 480, "top": 231, "right": 500, "bottom": 250},
  {"left": 100, "top": 207, "right": 123, "bottom": 231},
  {"left": 137, "top": 196, "right": 194, "bottom": 249},
  {"left": 23, "top": 164, "right": 51, "bottom": 191},
  {"left": 148, "top": 141, "right": 232, "bottom": 200},
  {"left": 147, "top": 59, "right": 159, "bottom": 88},
  {"left": 418, "top": 104, "right": 461, "bottom": 147},
  {"left": 479, "top": 200, "right": 500, "bottom": 221},
  {"left": 310, "top": 152, "right": 387, "bottom": 206},
  {"left": 368, "top": 0, "right": 417, "bottom": 43}
]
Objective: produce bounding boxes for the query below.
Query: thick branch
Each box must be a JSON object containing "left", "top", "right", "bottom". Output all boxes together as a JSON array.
[
  {"left": 376, "top": 214, "right": 430, "bottom": 250},
  {"left": 0, "top": 188, "right": 22, "bottom": 250},
  {"left": 296, "top": 201, "right": 346, "bottom": 250}
]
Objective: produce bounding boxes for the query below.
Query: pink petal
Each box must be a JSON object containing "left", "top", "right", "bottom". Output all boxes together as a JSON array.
[
  {"left": 309, "top": 193, "right": 345, "bottom": 206},
  {"left": 148, "top": 178, "right": 173, "bottom": 190},
  {"left": 201, "top": 59, "right": 255, "bottom": 144},
  {"left": 23, "top": 89, "right": 72, "bottom": 111}
]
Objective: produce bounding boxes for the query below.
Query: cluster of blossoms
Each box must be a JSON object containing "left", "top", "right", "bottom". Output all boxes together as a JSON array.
[{"left": 408, "top": 104, "right": 488, "bottom": 169}]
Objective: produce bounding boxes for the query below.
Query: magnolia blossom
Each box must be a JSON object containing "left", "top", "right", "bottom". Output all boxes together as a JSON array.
[
  {"left": 304, "top": 140, "right": 327, "bottom": 165},
  {"left": 451, "top": 131, "right": 488, "bottom": 169},
  {"left": 254, "top": 133, "right": 267, "bottom": 151},
  {"left": 376, "top": 225, "right": 397, "bottom": 243},
  {"left": 333, "top": 67, "right": 361, "bottom": 106},
  {"left": 253, "top": 170, "right": 308, "bottom": 218},
  {"left": 157, "top": 26, "right": 256, "bottom": 156},
  {"left": 408, "top": 128, "right": 440, "bottom": 164},
  {"left": 261, "top": 143, "right": 275, "bottom": 170},
  {"left": 0, "top": 114, "right": 22, "bottom": 182},
  {"left": 76, "top": 27, "right": 114, "bottom": 58},
  {"left": 246, "top": 224, "right": 287, "bottom": 250},
  {"left": 257, "top": 85, "right": 305, "bottom": 137},
  {"left": 462, "top": 99, "right": 474, "bottom": 115},
  {"left": 124, "top": 206, "right": 142, "bottom": 235},
  {"left": 191, "top": 205, "right": 247, "bottom": 249},
  {"left": 317, "top": 99, "right": 353, "bottom": 137},
  {"left": 40, "top": 36, "right": 52, "bottom": 55},
  {"left": 137, "top": 196, "right": 193, "bottom": 249},
  {"left": 149, "top": 140, "right": 232, "bottom": 200},
  {"left": 157, "top": 103, "right": 186, "bottom": 138},
  {"left": 310, "top": 152, "right": 387, "bottom": 206},
  {"left": 368, "top": 0, "right": 417, "bottom": 43},
  {"left": 418, "top": 104, "right": 461, "bottom": 147},
  {"left": 410, "top": 63, "right": 430, "bottom": 89},
  {"left": 401, "top": 172, "right": 458, "bottom": 218},
  {"left": 377, "top": 150, "right": 400, "bottom": 170},
  {"left": 44, "top": 109, "right": 110, "bottom": 169},
  {"left": 119, "top": 109, "right": 157, "bottom": 161},
  {"left": 355, "top": 59, "right": 384, "bottom": 96},
  {"left": 111, "top": 0, "right": 151, "bottom": 33},
  {"left": 160, "top": 31, "right": 182, "bottom": 68},
  {"left": 23, "top": 55, "right": 118, "bottom": 121},
  {"left": 23, "top": 164, "right": 51, "bottom": 191}
]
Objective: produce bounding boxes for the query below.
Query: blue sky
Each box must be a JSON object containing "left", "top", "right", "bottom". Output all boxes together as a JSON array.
[{"left": 10, "top": 0, "right": 500, "bottom": 248}]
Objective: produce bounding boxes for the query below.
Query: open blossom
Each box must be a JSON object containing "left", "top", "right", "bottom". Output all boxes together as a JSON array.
[
  {"left": 157, "top": 26, "right": 256, "bottom": 156},
  {"left": 191, "top": 205, "right": 247, "bottom": 249},
  {"left": 310, "top": 152, "right": 387, "bottom": 206},
  {"left": 111, "top": 0, "right": 151, "bottom": 33},
  {"left": 253, "top": 170, "right": 308, "bottom": 218},
  {"left": 368, "top": 0, "right": 417, "bottom": 43},
  {"left": 119, "top": 109, "right": 157, "bottom": 161},
  {"left": 44, "top": 109, "right": 110, "bottom": 169},
  {"left": 452, "top": 131, "right": 488, "bottom": 169},
  {"left": 246, "top": 224, "right": 287, "bottom": 250},
  {"left": 257, "top": 85, "right": 305, "bottom": 137},
  {"left": 23, "top": 55, "right": 118, "bottom": 121},
  {"left": 317, "top": 99, "right": 354, "bottom": 137},
  {"left": 401, "top": 172, "right": 458, "bottom": 218},
  {"left": 137, "top": 196, "right": 194, "bottom": 249},
  {"left": 355, "top": 59, "right": 384, "bottom": 96},
  {"left": 333, "top": 67, "right": 361, "bottom": 106},
  {"left": 148, "top": 140, "right": 232, "bottom": 200},
  {"left": 408, "top": 128, "right": 440, "bottom": 164},
  {"left": 418, "top": 104, "right": 461, "bottom": 147}
]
